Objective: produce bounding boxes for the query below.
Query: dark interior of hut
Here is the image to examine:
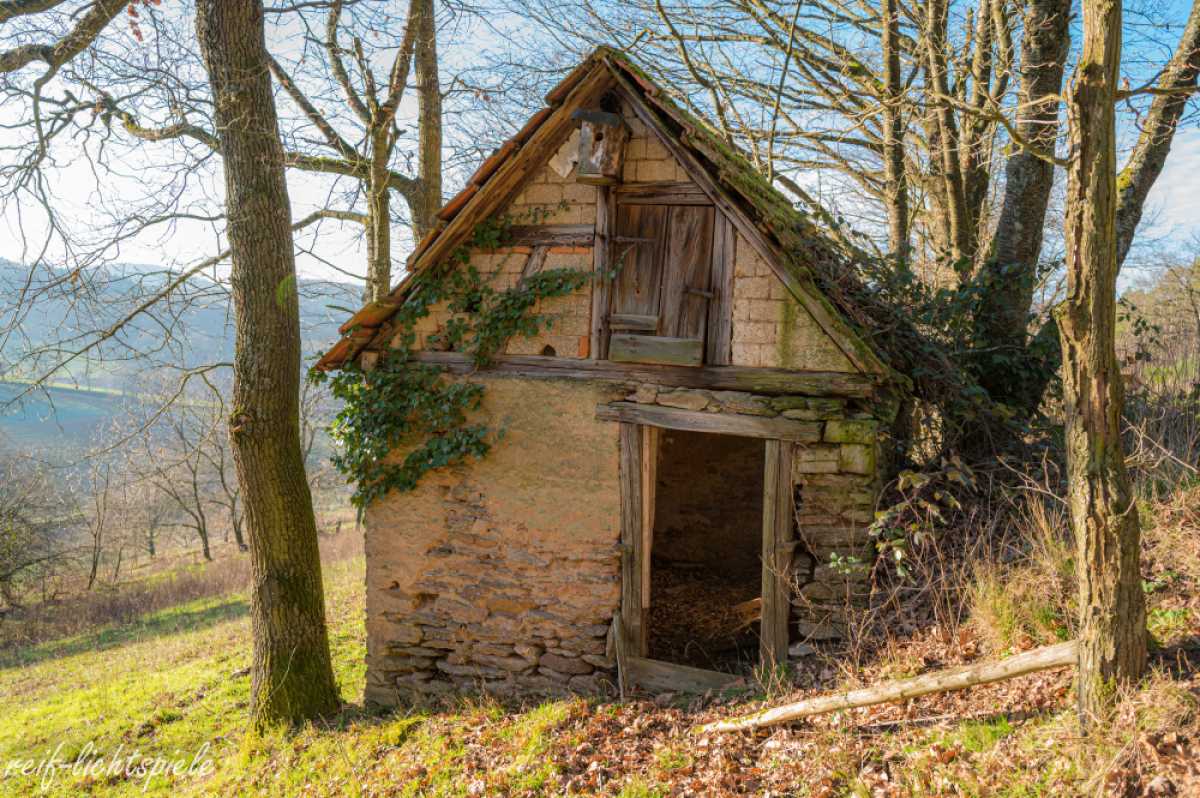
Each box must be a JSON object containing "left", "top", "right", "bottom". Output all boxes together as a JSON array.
[{"left": 645, "top": 430, "right": 765, "bottom": 673}]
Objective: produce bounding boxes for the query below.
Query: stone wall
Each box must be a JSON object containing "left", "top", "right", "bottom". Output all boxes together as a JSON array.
[
  {"left": 730, "top": 234, "right": 857, "bottom": 373},
  {"left": 364, "top": 376, "right": 625, "bottom": 704}
]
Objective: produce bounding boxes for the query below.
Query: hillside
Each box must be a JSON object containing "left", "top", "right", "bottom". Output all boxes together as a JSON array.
[
  {"left": 1, "top": 492, "right": 1197, "bottom": 797},
  {"left": 0, "top": 259, "right": 359, "bottom": 453}
]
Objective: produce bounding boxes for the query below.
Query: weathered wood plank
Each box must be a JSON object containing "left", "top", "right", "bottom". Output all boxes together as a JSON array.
[
  {"left": 640, "top": 426, "right": 658, "bottom": 608},
  {"left": 616, "top": 181, "right": 710, "bottom": 205},
  {"left": 609, "top": 313, "right": 659, "bottom": 332},
  {"left": 619, "top": 422, "right": 647, "bottom": 656},
  {"left": 596, "top": 402, "right": 822, "bottom": 442},
  {"left": 507, "top": 224, "right": 595, "bottom": 247},
  {"left": 612, "top": 204, "right": 669, "bottom": 318},
  {"left": 707, "top": 213, "right": 735, "bottom": 366},
  {"left": 590, "top": 186, "right": 615, "bottom": 360},
  {"left": 760, "top": 440, "right": 795, "bottom": 668},
  {"left": 609, "top": 334, "right": 705, "bottom": 367},
  {"left": 519, "top": 245, "right": 550, "bottom": 282},
  {"left": 625, "top": 656, "right": 742, "bottom": 695},
  {"left": 410, "top": 351, "right": 879, "bottom": 397},
  {"left": 657, "top": 206, "right": 715, "bottom": 340}
]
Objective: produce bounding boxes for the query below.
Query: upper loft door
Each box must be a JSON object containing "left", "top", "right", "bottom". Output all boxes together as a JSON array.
[{"left": 608, "top": 203, "right": 716, "bottom": 366}]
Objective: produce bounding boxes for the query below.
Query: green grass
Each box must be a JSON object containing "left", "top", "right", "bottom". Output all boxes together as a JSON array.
[
  {"left": 1, "top": 543, "right": 1193, "bottom": 797},
  {"left": 0, "top": 556, "right": 595, "bottom": 797}
]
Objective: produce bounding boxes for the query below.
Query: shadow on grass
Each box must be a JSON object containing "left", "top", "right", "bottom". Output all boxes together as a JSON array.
[{"left": 0, "top": 598, "right": 249, "bottom": 671}]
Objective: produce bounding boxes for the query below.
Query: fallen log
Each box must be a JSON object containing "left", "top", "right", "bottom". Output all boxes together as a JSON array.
[{"left": 698, "top": 640, "right": 1078, "bottom": 733}]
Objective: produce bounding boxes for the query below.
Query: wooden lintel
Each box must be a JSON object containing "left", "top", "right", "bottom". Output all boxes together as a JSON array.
[
  {"left": 596, "top": 402, "right": 822, "bottom": 442},
  {"left": 410, "top": 351, "right": 878, "bottom": 398}
]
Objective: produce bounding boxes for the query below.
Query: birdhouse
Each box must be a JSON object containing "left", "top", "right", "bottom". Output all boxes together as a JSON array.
[{"left": 573, "top": 108, "right": 629, "bottom": 185}]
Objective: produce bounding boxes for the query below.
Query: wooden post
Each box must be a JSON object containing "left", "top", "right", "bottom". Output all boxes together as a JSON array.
[
  {"left": 707, "top": 214, "right": 735, "bottom": 366},
  {"left": 640, "top": 426, "right": 658, "bottom": 608},
  {"left": 619, "top": 422, "right": 646, "bottom": 655},
  {"left": 760, "top": 439, "right": 795, "bottom": 668},
  {"left": 590, "top": 186, "right": 615, "bottom": 359}
]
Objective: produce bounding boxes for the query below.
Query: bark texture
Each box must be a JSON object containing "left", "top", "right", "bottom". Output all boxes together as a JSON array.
[
  {"left": 974, "top": 0, "right": 1070, "bottom": 411},
  {"left": 1115, "top": 0, "right": 1200, "bottom": 267},
  {"left": 194, "top": 0, "right": 340, "bottom": 726},
  {"left": 412, "top": 0, "right": 442, "bottom": 236},
  {"left": 1058, "top": 0, "right": 1146, "bottom": 727},
  {"left": 880, "top": 0, "right": 909, "bottom": 263}
]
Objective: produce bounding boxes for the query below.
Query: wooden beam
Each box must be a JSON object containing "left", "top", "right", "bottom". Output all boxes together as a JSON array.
[
  {"left": 507, "top": 224, "right": 595, "bottom": 247},
  {"left": 590, "top": 186, "right": 616, "bottom": 360},
  {"left": 640, "top": 426, "right": 658, "bottom": 609},
  {"left": 411, "top": 351, "right": 879, "bottom": 398},
  {"left": 596, "top": 402, "right": 822, "bottom": 442},
  {"left": 708, "top": 213, "right": 735, "bottom": 366},
  {"left": 625, "top": 656, "right": 741, "bottom": 695},
  {"left": 699, "top": 641, "right": 1080, "bottom": 733},
  {"left": 616, "top": 181, "right": 711, "bottom": 205},
  {"left": 609, "top": 334, "right": 704, "bottom": 367},
  {"left": 760, "top": 440, "right": 795, "bottom": 668},
  {"left": 609, "top": 313, "right": 659, "bottom": 332},
  {"left": 619, "top": 422, "right": 647, "bottom": 656}
]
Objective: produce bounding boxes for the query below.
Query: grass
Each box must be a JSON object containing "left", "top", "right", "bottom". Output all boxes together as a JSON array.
[{"left": 2, "top": 496, "right": 1198, "bottom": 796}]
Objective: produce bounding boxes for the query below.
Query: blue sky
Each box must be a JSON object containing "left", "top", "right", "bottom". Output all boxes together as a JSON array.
[{"left": 0, "top": 1, "right": 1197, "bottom": 288}]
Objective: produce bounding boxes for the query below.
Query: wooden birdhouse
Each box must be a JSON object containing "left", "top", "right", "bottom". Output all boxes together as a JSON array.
[{"left": 572, "top": 108, "right": 629, "bottom": 185}]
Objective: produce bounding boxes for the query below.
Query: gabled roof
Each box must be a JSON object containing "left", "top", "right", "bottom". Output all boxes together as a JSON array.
[{"left": 315, "top": 47, "right": 894, "bottom": 380}]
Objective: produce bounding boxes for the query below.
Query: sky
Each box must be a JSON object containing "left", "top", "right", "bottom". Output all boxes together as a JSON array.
[{"left": 0, "top": 1, "right": 1198, "bottom": 290}]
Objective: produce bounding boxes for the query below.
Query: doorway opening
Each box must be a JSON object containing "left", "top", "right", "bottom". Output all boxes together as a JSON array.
[{"left": 645, "top": 429, "right": 765, "bottom": 673}]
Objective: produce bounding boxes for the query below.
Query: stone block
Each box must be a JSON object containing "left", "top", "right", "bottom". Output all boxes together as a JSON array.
[
  {"left": 793, "top": 445, "right": 840, "bottom": 474},
  {"left": 628, "top": 384, "right": 659, "bottom": 404},
  {"left": 708, "top": 390, "right": 775, "bottom": 416},
  {"left": 772, "top": 396, "right": 845, "bottom": 419},
  {"left": 824, "top": 419, "right": 879, "bottom": 444},
  {"left": 838, "top": 444, "right": 876, "bottom": 475},
  {"left": 656, "top": 389, "right": 711, "bottom": 411},
  {"left": 539, "top": 652, "right": 593, "bottom": 675}
]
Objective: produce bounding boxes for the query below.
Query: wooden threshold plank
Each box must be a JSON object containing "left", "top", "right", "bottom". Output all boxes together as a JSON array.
[{"left": 624, "top": 656, "right": 742, "bottom": 694}]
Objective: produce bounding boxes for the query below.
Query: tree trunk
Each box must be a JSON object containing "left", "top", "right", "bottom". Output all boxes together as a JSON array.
[
  {"left": 194, "top": 0, "right": 339, "bottom": 727},
  {"left": 923, "top": 0, "right": 971, "bottom": 267},
  {"left": 974, "top": 0, "right": 1070, "bottom": 413},
  {"left": 1058, "top": 0, "right": 1147, "bottom": 728},
  {"left": 366, "top": 130, "right": 392, "bottom": 302},
  {"left": 412, "top": 0, "right": 442, "bottom": 238},
  {"left": 1115, "top": 0, "right": 1200, "bottom": 267},
  {"left": 881, "top": 0, "right": 909, "bottom": 264},
  {"left": 198, "top": 523, "right": 212, "bottom": 562}
]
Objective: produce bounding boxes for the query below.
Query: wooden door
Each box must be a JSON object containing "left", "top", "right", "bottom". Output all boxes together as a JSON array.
[{"left": 608, "top": 204, "right": 715, "bottom": 366}]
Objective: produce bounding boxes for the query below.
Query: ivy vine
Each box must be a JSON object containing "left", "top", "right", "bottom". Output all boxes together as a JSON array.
[{"left": 311, "top": 205, "right": 591, "bottom": 512}]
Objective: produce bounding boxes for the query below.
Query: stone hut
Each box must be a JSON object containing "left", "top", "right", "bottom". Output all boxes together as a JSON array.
[{"left": 316, "top": 48, "right": 905, "bottom": 704}]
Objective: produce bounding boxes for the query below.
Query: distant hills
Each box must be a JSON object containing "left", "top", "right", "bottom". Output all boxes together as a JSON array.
[{"left": 0, "top": 258, "right": 361, "bottom": 455}]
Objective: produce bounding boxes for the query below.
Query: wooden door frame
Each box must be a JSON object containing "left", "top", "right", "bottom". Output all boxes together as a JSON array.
[{"left": 614, "top": 415, "right": 795, "bottom": 691}]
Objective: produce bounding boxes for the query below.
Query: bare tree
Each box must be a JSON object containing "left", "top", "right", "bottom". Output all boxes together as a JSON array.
[
  {"left": 194, "top": 0, "right": 339, "bottom": 726},
  {"left": 1059, "top": 0, "right": 1147, "bottom": 726}
]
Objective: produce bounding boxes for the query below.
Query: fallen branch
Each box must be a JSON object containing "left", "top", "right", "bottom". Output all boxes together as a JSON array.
[{"left": 698, "top": 640, "right": 1078, "bottom": 733}]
